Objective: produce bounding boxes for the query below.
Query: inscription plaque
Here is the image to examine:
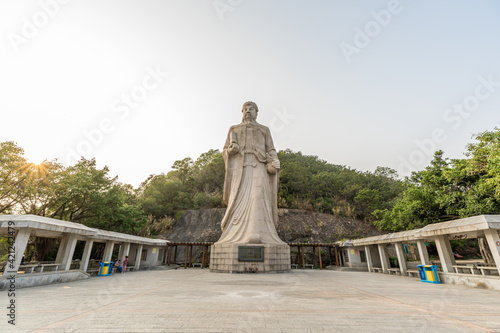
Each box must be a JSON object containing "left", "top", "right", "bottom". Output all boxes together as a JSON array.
[{"left": 238, "top": 246, "right": 264, "bottom": 262}]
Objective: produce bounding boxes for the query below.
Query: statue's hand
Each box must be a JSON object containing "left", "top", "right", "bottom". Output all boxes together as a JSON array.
[
  {"left": 228, "top": 143, "right": 240, "bottom": 155},
  {"left": 272, "top": 159, "right": 280, "bottom": 169}
]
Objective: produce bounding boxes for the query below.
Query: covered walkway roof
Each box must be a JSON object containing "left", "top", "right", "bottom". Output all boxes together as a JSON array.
[
  {"left": 417, "top": 215, "right": 500, "bottom": 239},
  {"left": 352, "top": 229, "right": 420, "bottom": 246},
  {"left": 0, "top": 214, "right": 168, "bottom": 246},
  {"left": 352, "top": 215, "right": 500, "bottom": 246}
]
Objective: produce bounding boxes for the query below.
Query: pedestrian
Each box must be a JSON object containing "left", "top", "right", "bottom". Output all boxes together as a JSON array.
[
  {"left": 122, "top": 256, "right": 128, "bottom": 273},
  {"left": 114, "top": 259, "right": 122, "bottom": 273}
]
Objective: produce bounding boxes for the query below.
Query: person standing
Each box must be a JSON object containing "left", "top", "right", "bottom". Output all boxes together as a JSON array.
[{"left": 122, "top": 256, "right": 129, "bottom": 273}]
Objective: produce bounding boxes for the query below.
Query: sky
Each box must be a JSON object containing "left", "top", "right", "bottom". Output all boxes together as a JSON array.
[{"left": 1, "top": 0, "right": 500, "bottom": 187}]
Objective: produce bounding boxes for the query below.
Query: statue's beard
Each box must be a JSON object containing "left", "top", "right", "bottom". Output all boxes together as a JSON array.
[{"left": 243, "top": 113, "right": 256, "bottom": 123}]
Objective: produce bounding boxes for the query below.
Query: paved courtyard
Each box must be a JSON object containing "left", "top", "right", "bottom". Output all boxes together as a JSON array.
[{"left": 2, "top": 269, "right": 500, "bottom": 332}]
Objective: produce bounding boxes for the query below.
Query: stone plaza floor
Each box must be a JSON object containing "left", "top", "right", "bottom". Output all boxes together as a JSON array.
[{"left": 2, "top": 269, "right": 500, "bottom": 333}]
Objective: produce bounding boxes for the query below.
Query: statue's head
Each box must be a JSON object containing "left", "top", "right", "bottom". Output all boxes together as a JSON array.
[{"left": 242, "top": 101, "right": 258, "bottom": 122}]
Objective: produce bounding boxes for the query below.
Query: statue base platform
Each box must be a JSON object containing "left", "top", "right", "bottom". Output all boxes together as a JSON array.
[{"left": 210, "top": 243, "right": 290, "bottom": 273}]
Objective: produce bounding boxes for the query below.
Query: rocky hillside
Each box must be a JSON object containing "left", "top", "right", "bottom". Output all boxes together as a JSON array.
[{"left": 164, "top": 208, "right": 379, "bottom": 243}]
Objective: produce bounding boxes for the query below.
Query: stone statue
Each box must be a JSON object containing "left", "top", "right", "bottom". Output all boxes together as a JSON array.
[
  {"left": 210, "top": 101, "right": 290, "bottom": 273},
  {"left": 217, "top": 101, "right": 285, "bottom": 244}
]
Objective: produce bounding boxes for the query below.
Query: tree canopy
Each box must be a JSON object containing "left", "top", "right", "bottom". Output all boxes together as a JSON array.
[
  {"left": 6, "top": 128, "right": 498, "bottom": 239},
  {"left": 373, "top": 128, "right": 500, "bottom": 231},
  {"left": 276, "top": 150, "right": 403, "bottom": 220},
  {"left": 138, "top": 149, "right": 404, "bottom": 224},
  {"left": 0, "top": 142, "right": 146, "bottom": 235},
  {"left": 139, "top": 149, "right": 225, "bottom": 222}
]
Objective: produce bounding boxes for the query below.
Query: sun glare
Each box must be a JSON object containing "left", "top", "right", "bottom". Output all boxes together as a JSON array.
[
  {"left": 31, "top": 160, "right": 46, "bottom": 167},
  {"left": 21, "top": 158, "right": 50, "bottom": 182},
  {"left": 25, "top": 151, "right": 47, "bottom": 166}
]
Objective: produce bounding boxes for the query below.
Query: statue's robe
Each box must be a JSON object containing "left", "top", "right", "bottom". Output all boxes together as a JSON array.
[{"left": 216, "top": 121, "right": 284, "bottom": 244}]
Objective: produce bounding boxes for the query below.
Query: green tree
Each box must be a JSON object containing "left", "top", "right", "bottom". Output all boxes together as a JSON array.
[
  {"left": 0, "top": 144, "right": 148, "bottom": 260},
  {"left": 374, "top": 128, "right": 500, "bottom": 231},
  {"left": 277, "top": 149, "right": 403, "bottom": 220},
  {"left": 190, "top": 149, "right": 225, "bottom": 197},
  {"left": 140, "top": 149, "right": 226, "bottom": 224},
  {"left": 141, "top": 175, "right": 192, "bottom": 219},
  {"left": 0, "top": 141, "right": 29, "bottom": 214}
]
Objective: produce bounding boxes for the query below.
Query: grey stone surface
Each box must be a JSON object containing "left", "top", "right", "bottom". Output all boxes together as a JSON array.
[
  {"left": 211, "top": 102, "right": 290, "bottom": 273},
  {"left": 439, "top": 272, "right": 500, "bottom": 290},
  {"left": 210, "top": 243, "right": 290, "bottom": 273},
  {"left": 217, "top": 102, "right": 283, "bottom": 245},
  {"left": 2, "top": 269, "right": 500, "bottom": 332},
  {"left": 0, "top": 270, "right": 89, "bottom": 290}
]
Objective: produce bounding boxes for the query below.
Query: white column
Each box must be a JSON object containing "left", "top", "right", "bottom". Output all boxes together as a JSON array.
[
  {"left": 55, "top": 235, "right": 69, "bottom": 264},
  {"left": 80, "top": 239, "right": 94, "bottom": 272},
  {"left": 377, "top": 244, "right": 390, "bottom": 274},
  {"left": 484, "top": 229, "right": 500, "bottom": 269},
  {"left": 394, "top": 242, "right": 408, "bottom": 276},
  {"left": 135, "top": 244, "right": 143, "bottom": 270},
  {"left": 434, "top": 235, "right": 456, "bottom": 273},
  {"left": 120, "top": 242, "right": 131, "bottom": 262},
  {"left": 102, "top": 241, "right": 115, "bottom": 262},
  {"left": 7, "top": 228, "right": 31, "bottom": 273},
  {"left": 117, "top": 244, "right": 123, "bottom": 260},
  {"left": 416, "top": 239, "right": 431, "bottom": 265},
  {"left": 56, "top": 234, "right": 78, "bottom": 271},
  {"left": 364, "top": 245, "right": 374, "bottom": 272}
]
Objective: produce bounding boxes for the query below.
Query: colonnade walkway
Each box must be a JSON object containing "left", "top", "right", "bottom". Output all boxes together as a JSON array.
[
  {"left": 2, "top": 269, "right": 499, "bottom": 332},
  {"left": 337, "top": 215, "right": 500, "bottom": 290},
  {"left": 0, "top": 215, "right": 169, "bottom": 288}
]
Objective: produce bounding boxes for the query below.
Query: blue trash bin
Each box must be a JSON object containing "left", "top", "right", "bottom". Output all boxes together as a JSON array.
[
  {"left": 417, "top": 265, "right": 441, "bottom": 284},
  {"left": 98, "top": 261, "right": 114, "bottom": 276}
]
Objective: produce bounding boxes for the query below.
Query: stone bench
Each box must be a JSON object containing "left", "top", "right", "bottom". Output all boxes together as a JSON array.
[
  {"left": 291, "top": 264, "right": 298, "bottom": 269},
  {"left": 452, "top": 265, "right": 478, "bottom": 275},
  {"left": 478, "top": 266, "right": 498, "bottom": 276},
  {"left": 407, "top": 269, "right": 420, "bottom": 278},
  {"left": 304, "top": 264, "right": 314, "bottom": 269},
  {"left": 430, "top": 262, "right": 442, "bottom": 271},
  {"left": 35, "top": 263, "right": 60, "bottom": 273},
  {"left": 191, "top": 263, "right": 202, "bottom": 268},
  {"left": 86, "top": 264, "right": 100, "bottom": 273},
  {"left": 19, "top": 264, "right": 38, "bottom": 274},
  {"left": 387, "top": 268, "right": 401, "bottom": 275},
  {"left": 371, "top": 267, "right": 383, "bottom": 273},
  {"left": 125, "top": 266, "right": 135, "bottom": 272}
]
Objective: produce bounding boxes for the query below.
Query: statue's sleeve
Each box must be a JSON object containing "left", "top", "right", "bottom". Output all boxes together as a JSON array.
[
  {"left": 223, "top": 128, "right": 232, "bottom": 154},
  {"left": 222, "top": 128, "right": 232, "bottom": 205},
  {"left": 264, "top": 127, "right": 279, "bottom": 227},
  {"left": 265, "top": 127, "right": 278, "bottom": 159}
]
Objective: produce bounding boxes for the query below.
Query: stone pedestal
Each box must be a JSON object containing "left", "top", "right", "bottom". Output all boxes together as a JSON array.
[{"left": 210, "top": 243, "right": 290, "bottom": 273}]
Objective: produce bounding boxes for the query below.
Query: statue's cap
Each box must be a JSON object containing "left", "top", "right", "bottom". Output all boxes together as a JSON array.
[{"left": 242, "top": 101, "right": 258, "bottom": 112}]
